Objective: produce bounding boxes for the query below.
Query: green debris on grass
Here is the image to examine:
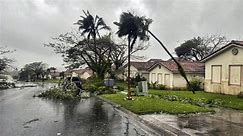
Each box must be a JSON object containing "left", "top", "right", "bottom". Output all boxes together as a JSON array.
[
  {"left": 149, "top": 90, "right": 243, "bottom": 110},
  {"left": 101, "top": 93, "right": 213, "bottom": 115}
]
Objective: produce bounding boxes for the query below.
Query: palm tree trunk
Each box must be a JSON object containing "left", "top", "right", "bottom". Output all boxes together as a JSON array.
[
  {"left": 127, "top": 35, "right": 132, "bottom": 100},
  {"left": 147, "top": 30, "right": 194, "bottom": 94}
]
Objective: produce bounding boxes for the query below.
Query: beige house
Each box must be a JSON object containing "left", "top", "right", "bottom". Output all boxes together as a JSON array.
[
  {"left": 65, "top": 68, "right": 93, "bottom": 79},
  {"left": 123, "top": 59, "right": 162, "bottom": 80},
  {"left": 201, "top": 40, "right": 243, "bottom": 95},
  {"left": 148, "top": 60, "right": 205, "bottom": 89}
]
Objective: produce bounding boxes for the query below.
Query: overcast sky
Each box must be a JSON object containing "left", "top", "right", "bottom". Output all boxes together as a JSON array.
[{"left": 1, "top": 0, "right": 243, "bottom": 70}]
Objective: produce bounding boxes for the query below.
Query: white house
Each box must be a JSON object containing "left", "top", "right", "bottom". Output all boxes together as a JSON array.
[
  {"left": 201, "top": 40, "right": 243, "bottom": 95},
  {"left": 148, "top": 59, "right": 205, "bottom": 89},
  {"left": 123, "top": 59, "right": 162, "bottom": 80}
]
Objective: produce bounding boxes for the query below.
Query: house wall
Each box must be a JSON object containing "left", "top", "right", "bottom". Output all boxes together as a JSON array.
[
  {"left": 149, "top": 65, "right": 204, "bottom": 89},
  {"left": 80, "top": 72, "right": 91, "bottom": 79},
  {"left": 124, "top": 65, "right": 138, "bottom": 78},
  {"left": 123, "top": 66, "right": 150, "bottom": 81},
  {"left": 149, "top": 65, "right": 173, "bottom": 88},
  {"left": 138, "top": 71, "right": 149, "bottom": 81},
  {"left": 173, "top": 73, "right": 204, "bottom": 88},
  {"left": 205, "top": 46, "right": 243, "bottom": 95}
]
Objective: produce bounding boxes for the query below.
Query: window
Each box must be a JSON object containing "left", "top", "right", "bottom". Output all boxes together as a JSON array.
[
  {"left": 152, "top": 73, "right": 156, "bottom": 83},
  {"left": 229, "top": 65, "right": 241, "bottom": 85},
  {"left": 157, "top": 73, "right": 162, "bottom": 84},
  {"left": 164, "top": 74, "right": 170, "bottom": 87},
  {"left": 211, "top": 65, "right": 221, "bottom": 84}
]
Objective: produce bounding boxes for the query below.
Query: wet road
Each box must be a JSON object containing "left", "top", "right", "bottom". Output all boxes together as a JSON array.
[{"left": 0, "top": 83, "right": 150, "bottom": 136}]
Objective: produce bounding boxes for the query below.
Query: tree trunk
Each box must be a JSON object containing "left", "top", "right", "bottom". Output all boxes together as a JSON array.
[
  {"left": 127, "top": 35, "right": 132, "bottom": 100},
  {"left": 147, "top": 30, "right": 194, "bottom": 94}
]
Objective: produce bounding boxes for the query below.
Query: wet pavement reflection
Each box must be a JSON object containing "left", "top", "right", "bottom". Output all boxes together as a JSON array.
[
  {"left": 0, "top": 83, "right": 148, "bottom": 136},
  {"left": 142, "top": 110, "right": 243, "bottom": 136}
]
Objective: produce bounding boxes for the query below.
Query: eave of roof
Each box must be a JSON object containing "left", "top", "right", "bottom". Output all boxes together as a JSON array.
[{"left": 201, "top": 40, "right": 243, "bottom": 62}]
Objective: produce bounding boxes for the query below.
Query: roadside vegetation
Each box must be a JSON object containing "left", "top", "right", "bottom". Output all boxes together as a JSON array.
[
  {"left": 101, "top": 93, "right": 213, "bottom": 115},
  {"left": 37, "top": 76, "right": 127, "bottom": 100},
  {"left": 149, "top": 90, "right": 243, "bottom": 110}
]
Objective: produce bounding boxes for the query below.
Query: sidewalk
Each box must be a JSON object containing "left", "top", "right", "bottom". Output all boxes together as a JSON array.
[
  {"left": 98, "top": 96, "right": 243, "bottom": 136},
  {"left": 141, "top": 108, "right": 243, "bottom": 136}
]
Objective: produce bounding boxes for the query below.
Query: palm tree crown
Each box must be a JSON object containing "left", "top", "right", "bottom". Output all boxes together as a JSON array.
[
  {"left": 75, "top": 10, "right": 110, "bottom": 40},
  {"left": 114, "top": 12, "right": 152, "bottom": 51}
]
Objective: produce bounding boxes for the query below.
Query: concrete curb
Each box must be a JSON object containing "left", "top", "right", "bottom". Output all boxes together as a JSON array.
[{"left": 97, "top": 96, "right": 190, "bottom": 136}]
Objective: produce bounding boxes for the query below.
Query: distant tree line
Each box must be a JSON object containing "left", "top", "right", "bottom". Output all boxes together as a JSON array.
[
  {"left": 18, "top": 62, "right": 63, "bottom": 81},
  {"left": 0, "top": 47, "right": 15, "bottom": 73},
  {"left": 175, "top": 35, "right": 228, "bottom": 61}
]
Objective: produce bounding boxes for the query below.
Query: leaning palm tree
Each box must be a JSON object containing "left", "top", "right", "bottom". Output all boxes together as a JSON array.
[
  {"left": 114, "top": 12, "right": 194, "bottom": 94},
  {"left": 114, "top": 12, "right": 150, "bottom": 100}
]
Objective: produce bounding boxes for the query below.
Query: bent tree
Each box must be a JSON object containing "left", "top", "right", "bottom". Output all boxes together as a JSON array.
[
  {"left": 115, "top": 12, "right": 195, "bottom": 94},
  {"left": 114, "top": 12, "right": 150, "bottom": 100}
]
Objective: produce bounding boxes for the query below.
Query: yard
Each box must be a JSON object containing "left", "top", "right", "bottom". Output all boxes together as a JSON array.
[
  {"left": 101, "top": 93, "right": 213, "bottom": 115},
  {"left": 149, "top": 90, "right": 243, "bottom": 110}
]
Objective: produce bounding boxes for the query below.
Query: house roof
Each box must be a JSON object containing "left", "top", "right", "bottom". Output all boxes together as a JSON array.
[
  {"left": 129, "top": 62, "right": 156, "bottom": 71},
  {"left": 201, "top": 40, "right": 243, "bottom": 62},
  {"left": 123, "top": 59, "right": 163, "bottom": 71},
  {"left": 73, "top": 68, "right": 92, "bottom": 75},
  {"left": 147, "top": 59, "right": 163, "bottom": 63},
  {"left": 148, "top": 60, "right": 205, "bottom": 74},
  {"left": 65, "top": 68, "right": 93, "bottom": 75}
]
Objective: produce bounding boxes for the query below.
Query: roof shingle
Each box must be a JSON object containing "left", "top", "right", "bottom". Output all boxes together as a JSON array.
[
  {"left": 130, "top": 62, "right": 157, "bottom": 71},
  {"left": 149, "top": 60, "right": 205, "bottom": 74}
]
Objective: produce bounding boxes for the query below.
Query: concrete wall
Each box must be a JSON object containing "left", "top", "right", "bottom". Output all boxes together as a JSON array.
[{"left": 205, "top": 45, "right": 243, "bottom": 95}]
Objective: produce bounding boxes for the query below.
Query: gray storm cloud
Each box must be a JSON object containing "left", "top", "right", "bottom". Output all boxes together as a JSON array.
[{"left": 0, "top": 0, "right": 243, "bottom": 69}]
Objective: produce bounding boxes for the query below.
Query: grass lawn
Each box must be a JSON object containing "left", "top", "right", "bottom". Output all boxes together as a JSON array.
[
  {"left": 101, "top": 93, "right": 213, "bottom": 115},
  {"left": 149, "top": 90, "right": 243, "bottom": 110}
]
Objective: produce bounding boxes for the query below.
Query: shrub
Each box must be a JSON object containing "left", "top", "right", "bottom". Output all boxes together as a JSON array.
[
  {"left": 83, "top": 84, "right": 99, "bottom": 93},
  {"left": 115, "top": 80, "right": 127, "bottom": 91},
  {"left": 238, "top": 92, "right": 243, "bottom": 98},
  {"left": 157, "top": 84, "right": 166, "bottom": 90},
  {"left": 148, "top": 82, "right": 166, "bottom": 90},
  {"left": 82, "top": 77, "right": 104, "bottom": 92},
  {"left": 150, "top": 82, "right": 158, "bottom": 89},
  {"left": 117, "top": 86, "right": 125, "bottom": 91},
  {"left": 187, "top": 78, "right": 202, "bottom": 92},
  {"left": 129, "top": 74, "right": 147, "bottom": 87}
]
